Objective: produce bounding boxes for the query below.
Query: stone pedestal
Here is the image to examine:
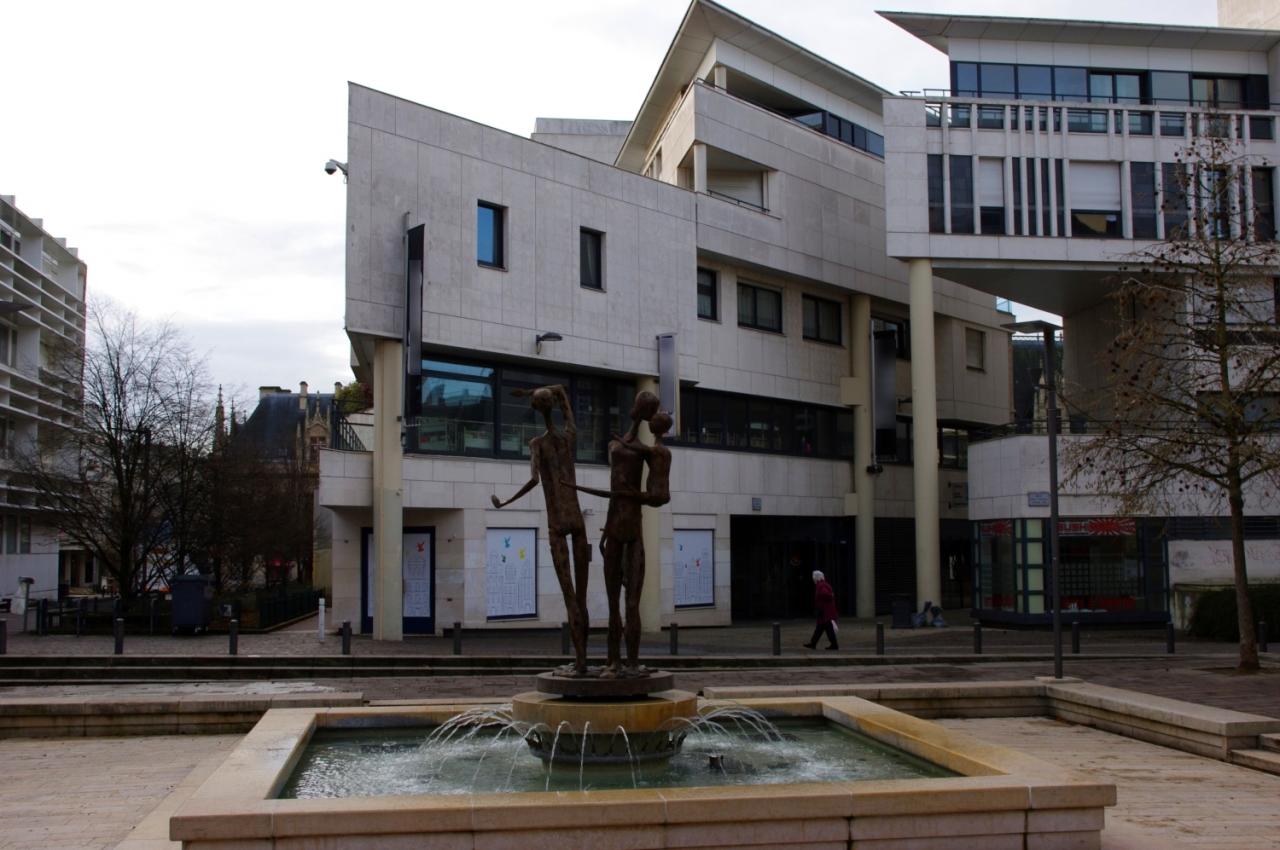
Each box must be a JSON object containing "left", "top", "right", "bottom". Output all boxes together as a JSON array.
[{"left": 511, "top": 672, "right": 697, "bottom": 764}]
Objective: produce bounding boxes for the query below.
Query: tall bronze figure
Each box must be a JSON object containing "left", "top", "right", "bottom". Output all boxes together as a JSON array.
[
  {"left": 490, "top": 385, "right": 590, "bottom": 675},
  {"left": 574, "top": 391, "right": 668, "bottom": 676}
]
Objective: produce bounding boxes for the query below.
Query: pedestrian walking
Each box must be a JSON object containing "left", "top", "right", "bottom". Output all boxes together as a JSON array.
[{"left": 803, "top": 570, "right": 839, "bottom": 650}]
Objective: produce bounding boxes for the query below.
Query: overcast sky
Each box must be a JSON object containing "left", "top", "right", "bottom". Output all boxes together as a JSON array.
[{"left": 2, "top": 0, "right": 1216, "bottom": 400}]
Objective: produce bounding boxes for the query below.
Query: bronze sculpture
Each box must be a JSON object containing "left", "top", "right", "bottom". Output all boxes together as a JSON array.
[
  {"left": 490, "top": 385, "right": 590, "bottom": 676},
  {"left": 571, "top": 391, "right": 667, "bottom": 676}
]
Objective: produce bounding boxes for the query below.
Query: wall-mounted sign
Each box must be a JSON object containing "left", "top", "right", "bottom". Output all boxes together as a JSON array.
[
  {"left": 751, "top": 497, "right": 762, "bottom": 512},
  {"left": 674, "top": 529, "right": 715, "bottom": 608},
  {"left": 1027, "top": 491, "right": 1051, "bottom": 507},
  {"left": 485, "top": 528, "right": 537, "bottom": 619}
]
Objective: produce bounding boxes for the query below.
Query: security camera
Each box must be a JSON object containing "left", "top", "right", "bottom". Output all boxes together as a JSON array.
[{"left": 324, "top": 159, "right": 348, "bottom": 177}]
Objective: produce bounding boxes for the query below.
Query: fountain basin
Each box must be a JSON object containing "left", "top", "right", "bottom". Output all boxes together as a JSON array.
[
  {"left": 168, "top": 695, "right": 1117, "bottom": 850},
  {"left": 511, "top": 689, "right": 698, "bottom": 764}
]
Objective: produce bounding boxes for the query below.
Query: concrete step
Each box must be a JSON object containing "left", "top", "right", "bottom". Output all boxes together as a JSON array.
[
  {"left": 1259, "top": 732, "right": 1280, "bottom": 753},
  {"left": 1230, "top": 748, "right": 1280, "bottom": 775}
]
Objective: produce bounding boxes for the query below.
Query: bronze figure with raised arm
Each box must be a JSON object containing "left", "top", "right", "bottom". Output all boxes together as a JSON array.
[{"left": 490, "top": 385, "right": 591, "bottom": 676}]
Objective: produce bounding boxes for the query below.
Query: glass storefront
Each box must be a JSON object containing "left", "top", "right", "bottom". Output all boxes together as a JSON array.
[{"left": 974, "top": 517, "right": 1168, "bottom": 622}]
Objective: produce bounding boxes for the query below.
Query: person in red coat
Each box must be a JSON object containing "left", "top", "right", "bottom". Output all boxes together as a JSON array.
[{"left": 804, "top": 570, "right": 839, "bottom": 650}]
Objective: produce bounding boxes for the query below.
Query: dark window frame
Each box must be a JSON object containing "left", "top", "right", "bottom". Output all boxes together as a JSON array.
[
  {"left": 871, "top": 316, "right": 910, "bottom": 360},
  {"left": 579, "top": 227, "right": 604, "bottom": 290},
  {"left": 737, "top": 281, "right": 784, "bottom": 334},
  {"left": 697, "top": 267, "right": 719, "bottom": 320},
  {"left": 672, "top": 386, "right": 853, "bottom": 460},
  {"left": 802, "top": 294, "right": 843, "bottom": 345},
  {"left": 477, "top": 201, "right": 505, "bottom": 269}
]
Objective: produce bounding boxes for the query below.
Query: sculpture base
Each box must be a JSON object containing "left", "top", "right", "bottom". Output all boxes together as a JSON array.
[
  {"left": 511, "top": 688, "right": 698, "bottom": 765},
  {"left": 535, "top": 670, "right": 674, "bottom": 699}
]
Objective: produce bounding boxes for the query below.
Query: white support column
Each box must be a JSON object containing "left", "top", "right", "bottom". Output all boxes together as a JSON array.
[
  {"left": 693, "top": 144, "right": 708, "bottom": 195},
  {"left": 637, "top": 375, "right": 663, "bottom": 633},
  {"left": 712, "top": 64, "right": 727, "bottom": 90},
  {"left": 851, "top": 294, "right": 875, "bottom": 619},
  {"left": 372, "top": 338, "right": 404, "bottom": 642},
  {"left": 907, "top": 260, "right": 941, "bottom": 611}
]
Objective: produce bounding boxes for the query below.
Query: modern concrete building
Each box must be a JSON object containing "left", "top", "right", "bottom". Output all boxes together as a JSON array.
[
  {"left": 879, "top": 12, "right": 1280, "bottom": 625},
  {"left": 320, "top": 0, "right": 1014, "bottom": 638},
  {"left": 0, "top": 197, "right": 88, "bottom": 603},
  {"left": 322, "top": 0, "right": 1280, "bottom": 639}
]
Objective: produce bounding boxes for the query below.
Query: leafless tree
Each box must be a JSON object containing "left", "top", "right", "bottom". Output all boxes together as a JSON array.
[
  {"left": 19, "top": 302, "right": 212, "bottom": 602},
  {"left": 1067, "top": 133, "right": 1280, "bottom": 671}
]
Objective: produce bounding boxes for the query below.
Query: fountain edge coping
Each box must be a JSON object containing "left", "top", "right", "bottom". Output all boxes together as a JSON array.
[{"left": 168, "top": 692, "right": 1117, "bottom": 844}]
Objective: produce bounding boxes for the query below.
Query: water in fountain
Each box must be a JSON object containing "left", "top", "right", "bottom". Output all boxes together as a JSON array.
[{"left": 280, "top": 705, "right": 952, "bottom": 799}]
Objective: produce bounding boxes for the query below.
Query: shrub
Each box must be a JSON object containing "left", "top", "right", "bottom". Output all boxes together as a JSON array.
[{"left": 1187, "top": 584, "right": 1280, "bottom": 642}]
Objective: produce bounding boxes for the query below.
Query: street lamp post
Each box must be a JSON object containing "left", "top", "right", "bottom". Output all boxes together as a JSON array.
[{"left": 1005, "top": 320, "right": 1064, "bottom": 679}]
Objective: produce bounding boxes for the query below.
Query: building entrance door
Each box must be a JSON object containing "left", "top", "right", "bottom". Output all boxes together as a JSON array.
[
  {"left": 360, "top": 526, "right": 436, "bottom": 634},
  {"left": 730, "top": 516, "right": 854, "bottom": 620}
]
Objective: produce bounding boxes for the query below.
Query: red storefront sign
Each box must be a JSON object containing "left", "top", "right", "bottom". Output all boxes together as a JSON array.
[{"left": 1057, "top": 518, "right": 1136, "bottom": 537}]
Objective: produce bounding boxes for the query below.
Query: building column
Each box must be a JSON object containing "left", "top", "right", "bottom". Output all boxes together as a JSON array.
[
  {"left": 907, "top": 259, "right": 941, "bottom": 610},
  {"left": 372, "top": 338, "right": 404, "bottom": 642},
  {"left": 692, "top": 144, "right": 708, "bottom": 195},
  {"left": 637, "top": 375, "right": 663, "bottom": 633},
  {"left": 851, "top": 294, "right": 876, "bottom": 619}
]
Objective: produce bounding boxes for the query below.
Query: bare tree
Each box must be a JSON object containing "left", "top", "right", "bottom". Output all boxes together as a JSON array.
[
  {"left": 19, "top": 302, "right": 211, "bottom": 602},
  {"left": 1067, "top": 133, "right": 1280, "bottom": 671}
]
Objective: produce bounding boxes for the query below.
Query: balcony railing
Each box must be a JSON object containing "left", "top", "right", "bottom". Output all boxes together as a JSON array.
[{"left": 906, "top": 92, "right": 1276, "bottom": 142}]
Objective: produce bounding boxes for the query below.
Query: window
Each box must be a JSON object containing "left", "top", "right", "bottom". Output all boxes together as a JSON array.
[
  {"left": 1253, "top": 168, "right": 1276, "bottom": 241},
  {"left": 416, "top": 361, "right": 495, "bottom": 456},
  {"left": 927, "top": 154, "right": 945, "bottom": 233},
  {"left": 965, "top": 328, "right": 986, "bottom": 370},
  {"left": 940, "top": 427, "right": 969, "bottom": 469},
  {"left": 1070, "top": 161, "right": 1122, "bottom": 238},
  {"left": 978, "top": 158, "right": 1004, "bottom": 235},
  {"left": 1017, "top": 65, "right": 1053, "bottom": 101},
  {"left": 1131, "top": 163, "right": 1157, "bottom": 239},
  {"left": 738, "top": 282, "right": 782, "bottom": 333},
  {"left": 1053, "top": 67, "right": 1088, "bottom": 102},
  {"left": 3, "top": 516, "right": 15, "bottom": 555},
  {"left": 0, "top": 417, "right": 12, "bottom": 459},
  {"left": 696, "top": 267, "right": 718, "bottom": 320},
  {"left": 477, "top": 201, "right": 504, "bottom": 268},
  {"left": 674, "top": 388, "right": 852, "bottom": 459},
  {"left": 950, "top": 156, "right": 974, "bottom": 233},
  {"left": 802, "top": 295, "right": 842, "bottom": 344},
  {"left": 1162, "top": 163, "right": 1189, "bottom": 236},
  {"left": 1151, "top": 71, "right": 1190, "bottom": 105},
  {"left": 579, "top": 228, "right": 603, "bottom": 289},
  {"left": 0, "top": 325, "right": 15, "bottom": 367},
  {"left": 871, "top": 316, "right": 910, "bottom": 360}
]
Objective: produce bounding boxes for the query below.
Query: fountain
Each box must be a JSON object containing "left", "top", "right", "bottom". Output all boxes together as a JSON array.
[
  {"left": 162, "top": 385, "right": 1118, "bottom": 849},
  {"left": 489, "top": 387, "right": 701, "bottom": 768}
]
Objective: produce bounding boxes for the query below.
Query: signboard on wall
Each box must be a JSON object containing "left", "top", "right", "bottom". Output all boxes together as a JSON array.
[
  {"left": 486, "top": 528, "right": 537, "bottom": 619},
  {"left": 674, "top": 529, "right": 715, "bottom": 608}
]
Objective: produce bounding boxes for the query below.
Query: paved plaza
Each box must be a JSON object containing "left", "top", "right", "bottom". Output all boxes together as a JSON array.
[{"left": 0, "top": 621, "right": 1276, "bottom": 848}]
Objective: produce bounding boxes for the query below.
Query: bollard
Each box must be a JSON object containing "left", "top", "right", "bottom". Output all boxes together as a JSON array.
[
  {"left": 452, "top": 622, "right": 462, "bottom": 656},
  {"left": 1166, "top": 621, "right": 1176, "bottom": 655},
  {"left": 1259, "top": 621, "right": 1269, "bottom": 654},
  {"left": 1071, "top": 620, "right": 1081, "bottom": 655},
  {"left": 341, "top": 621, "right": 352, "bottom": 655},
  {"left": 318, "top": 598, "right": 326, "bottom": 641},
  {"left": 76, "top": 598, "right": 85, "bottom": 637},
  {"left": 771, "top": 622, "right": 781, "bottom": 656},
  {"left": 875, "top": 622, "right": 885, "bottom": 656},
  {"left": 669, "top": 622, "right": 679, "bottom": 656},
  {"left": 37, "top": 598, "right": 47, "bottom": 636},
  {"left": 149, "top": 597, "right": 158, "bottom": 635},
  {"left": 114, "top": 618, "right": 124, "bottom": 655},
  {"left": 973, "top": 623, "right": 982, "bottom": 655},
  {"left": 0, "top": 618, "right": 7, "bottom": 654},
  {"left": 229, "top": 619, "right": 239, "bottom": 656},
  {"left": 560, "top": 622, "right": 570, "bottom": 656}
]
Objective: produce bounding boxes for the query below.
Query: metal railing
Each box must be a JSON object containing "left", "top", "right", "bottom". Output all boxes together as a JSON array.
[{"left": 330, "top": 408, "right": 369, "bottom": 452}]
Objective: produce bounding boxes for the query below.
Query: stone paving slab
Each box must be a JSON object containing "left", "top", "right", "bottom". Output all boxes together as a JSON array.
[
  {"left": 939, "top": 717, "right": 1280, "bottom": 849},
  {"left": 0, "top": 734, "right": 239, "bottom": 850}
]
